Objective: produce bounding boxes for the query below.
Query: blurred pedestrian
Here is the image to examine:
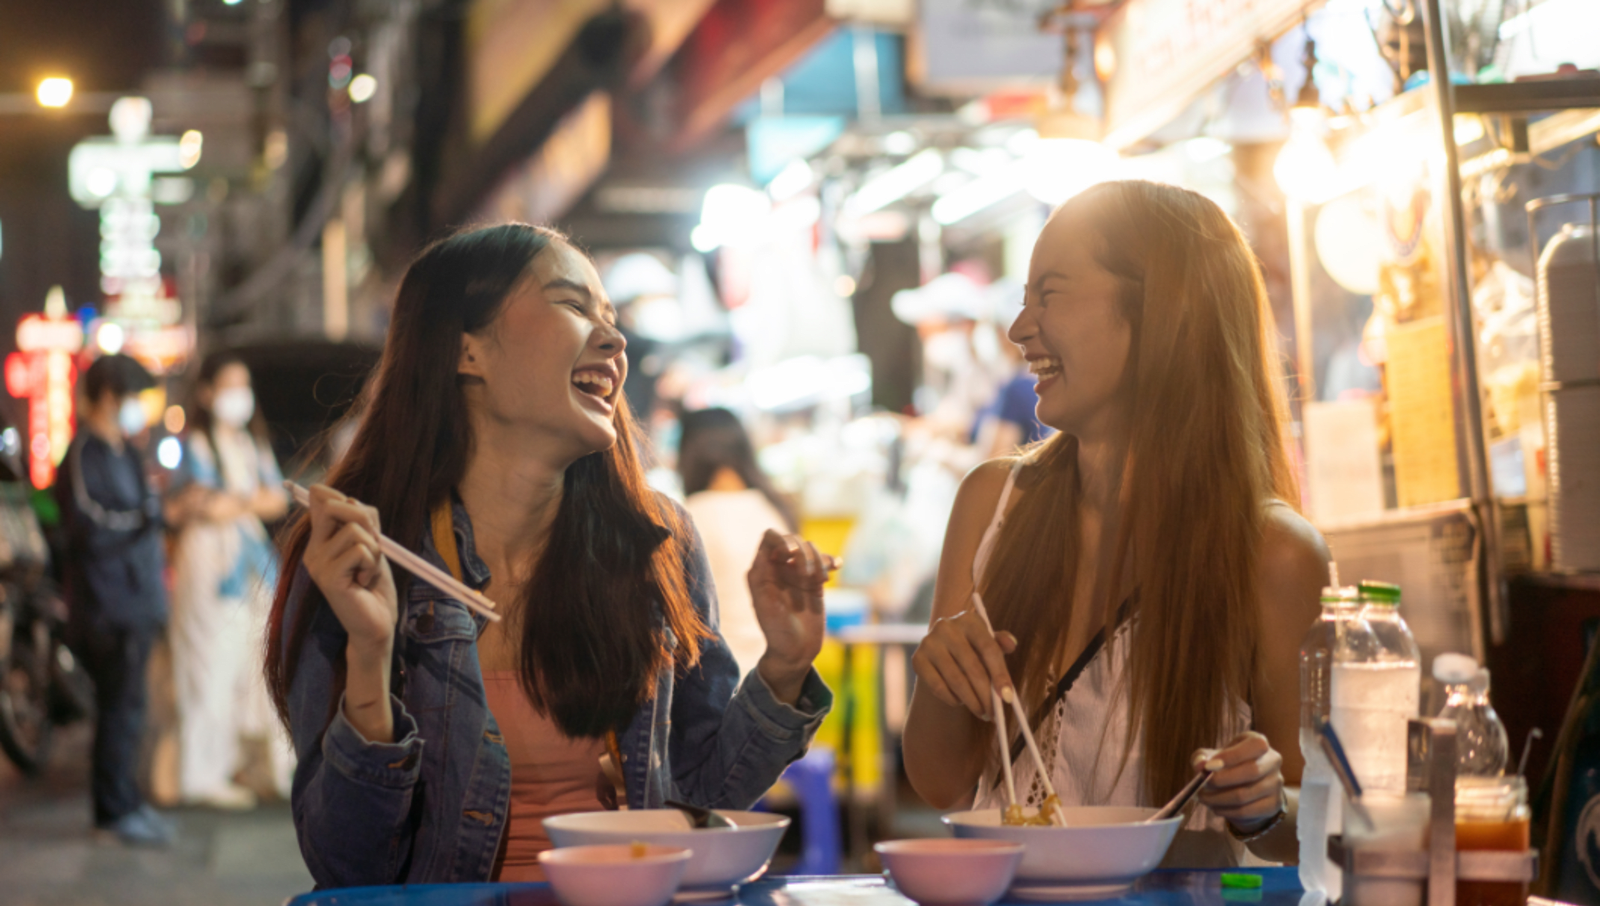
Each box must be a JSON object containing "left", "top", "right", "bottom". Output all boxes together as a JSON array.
[
  {"left": 55, "top": 354, "right": 176, "bottom": 847},
  {"left": 892, "top": 269, "right": 1007, "bottom": 442},
  {"left": 164, "top": 352, "right": 291, "bottom": 808},
  {"left": 973, "top": 279, "right": 1052, "bottom": 458},
  {"left": 678, "top": 408, "right": 796, "bottom": 677}
]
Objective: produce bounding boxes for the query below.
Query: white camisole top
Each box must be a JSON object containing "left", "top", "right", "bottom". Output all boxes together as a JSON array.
[{"left": 969, "top": 461, "right": 1259, "bottom": 868}]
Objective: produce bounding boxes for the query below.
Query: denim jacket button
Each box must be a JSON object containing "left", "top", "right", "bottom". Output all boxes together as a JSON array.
[{"left": 417, "top": 612, "right": 436, "bottom": 633}]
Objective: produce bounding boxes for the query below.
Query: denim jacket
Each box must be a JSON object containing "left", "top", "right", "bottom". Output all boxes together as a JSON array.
[{"left": 281, "top": 497, "right": 832, "bottom": 888}]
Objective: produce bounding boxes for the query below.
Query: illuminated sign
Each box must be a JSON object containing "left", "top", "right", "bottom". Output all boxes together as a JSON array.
[
  {"left": 5, "top": 288, "right": 83, "bottom": 488},
  {"left": 67, "top": 96, "right": 193, "bottom": 326},
  {"left": 1097, "top": 0, "right": 1311, "bottom": 149}
]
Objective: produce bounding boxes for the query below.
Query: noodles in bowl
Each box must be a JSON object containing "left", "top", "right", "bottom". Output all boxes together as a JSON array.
[
  {"left": 1002, "top": 798, "right": 1063, "bottom": 826},
  {"left": 943, "top": 805, "right": 1183, "bottom": 901}
]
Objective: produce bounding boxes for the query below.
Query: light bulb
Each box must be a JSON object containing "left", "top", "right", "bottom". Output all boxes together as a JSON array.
[
  {"left": 1021, "top": 139, "right": 1119, "bottom": 205},
  {"left": 37, "top": 78, "right": 73, "bottom": 108},
  {"left": 1274, "top": 127, "right": 1338, "bottom": 204}
]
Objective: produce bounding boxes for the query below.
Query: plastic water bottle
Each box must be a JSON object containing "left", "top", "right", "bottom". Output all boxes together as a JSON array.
[
  {"left": 1330, "top": 580, "right": 1421, "bottom": 794},
  {"left": 1433, "top": 654, "right": 1509, "bottom": 777},
  {"left": 1299, "top": 583, "right": 1358, "bottom": 898}
]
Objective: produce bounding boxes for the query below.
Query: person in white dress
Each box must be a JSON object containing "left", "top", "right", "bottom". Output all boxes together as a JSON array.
[
  {"left": 904, "top": 181, "right": 1331, "bottom": 867},
  {"left": 165, "top": 354, "right": 293, "bottom": 808},
  {"left": 677, "top": 408, "right": 796, "bottom": 679}
]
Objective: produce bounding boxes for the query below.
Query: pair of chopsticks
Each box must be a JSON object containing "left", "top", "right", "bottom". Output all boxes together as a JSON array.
[
  {"left": 1148, "top": 767, "right": 1214, "bottom": 823},
  {"left": 971, "top": 591, "right": 1068, "bottom": 827},
  {"left": 286, "top": 482, "right": 501, "bottom": 622}
]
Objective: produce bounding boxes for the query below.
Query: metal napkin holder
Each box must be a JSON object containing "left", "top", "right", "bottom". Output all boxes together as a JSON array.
[{"left": 1327, "top": 719, "right": 1538, "bottom": 906}]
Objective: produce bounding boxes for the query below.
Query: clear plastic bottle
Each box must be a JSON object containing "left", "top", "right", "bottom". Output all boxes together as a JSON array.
[
  {"left": 1433, "top": 654, "right": 1510, "bottom": 777},
  {"left": 1299, "top": 585, "right": 1359, "bottom": 897},
  {"left": 1330, "top": 580, "right": 1422, "bottom": 794}
]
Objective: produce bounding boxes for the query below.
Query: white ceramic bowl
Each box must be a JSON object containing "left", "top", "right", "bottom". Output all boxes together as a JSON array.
[
  {"left": 942, "top": 806, "right": 1182, "bottom": 901},
  {"left": 540, "top": 844, "right": 692, "bottom": 906},
  {"left": 543, "top": 810, "right": 789, "bottom": 900},
  {"left": 875, "top": 838, "right": 1026, "bottom": 906}
]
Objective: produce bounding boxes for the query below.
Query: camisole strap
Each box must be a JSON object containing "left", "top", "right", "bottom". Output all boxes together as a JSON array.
[{"left": 971, "top": 460, "right": 1024, "bottom": 585}]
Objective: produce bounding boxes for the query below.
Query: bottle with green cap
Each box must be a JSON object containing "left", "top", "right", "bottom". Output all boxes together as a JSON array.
[
  {"left": 1330, "top": 580, "right": 1422, "bottom": 794},
  {"left": 1355, "top": 581, "right": 1420, "bottom": 669}
]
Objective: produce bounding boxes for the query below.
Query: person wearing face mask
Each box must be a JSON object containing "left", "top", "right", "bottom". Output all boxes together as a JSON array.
[
  {"left": 55, "top": 354, "right": 177, "bottom": 847},
  {"left": 164, "top": 352, "right": 291, "bottom": 809}
]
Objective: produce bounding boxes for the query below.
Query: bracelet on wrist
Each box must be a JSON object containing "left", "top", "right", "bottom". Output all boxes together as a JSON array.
[{"left": 1227, "top": 789, "right": 1288, "bottom": 843}]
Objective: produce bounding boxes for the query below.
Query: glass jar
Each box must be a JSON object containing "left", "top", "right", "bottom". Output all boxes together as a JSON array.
[{"left": 1455, "top": 776, "right": 1531, "bottom": 906}]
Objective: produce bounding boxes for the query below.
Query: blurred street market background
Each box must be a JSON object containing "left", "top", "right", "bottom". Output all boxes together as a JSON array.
[{"left": 2, "top": 0, "right": 1598, "bottom": 902}]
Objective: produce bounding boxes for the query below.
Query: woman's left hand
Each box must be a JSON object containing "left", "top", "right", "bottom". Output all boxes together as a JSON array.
[
  {"left": 1192, "top": 731, "right": 1286, "bottom": 832},
  {"left": 747, "top": 530, "right": 836, "bottom": 705}
]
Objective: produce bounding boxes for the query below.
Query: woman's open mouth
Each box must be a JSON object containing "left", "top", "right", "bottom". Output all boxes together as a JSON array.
[
  {"left": 1028, "top": 356, "right": 1062, "bottom": 392},
  {"left": 571, "top": 367, "right": 618, "bottom": 414}
]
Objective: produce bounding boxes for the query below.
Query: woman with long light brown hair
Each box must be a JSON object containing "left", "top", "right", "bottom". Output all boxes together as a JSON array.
[{"left": 904, "top": 180, "right": 1330, "bottom": 866}]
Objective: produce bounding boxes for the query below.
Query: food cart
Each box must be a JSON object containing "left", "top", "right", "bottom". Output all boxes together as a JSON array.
[{"left": 1275, "top": 0, "right": 1600, "bottom": 790}]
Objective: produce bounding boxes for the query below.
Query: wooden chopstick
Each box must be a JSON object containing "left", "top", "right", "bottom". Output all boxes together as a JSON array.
[
  {"left": 992, "top": 687, "right": 1018, "bottom": 810},
  {"left": 972, "top": 591, "right": 1067, "bottom": 826},
  {"left": 286, "top": 482, "right": 501, "bottom": 622},
  {"left": 1148, "top": 767, "right": 1213, "bottom": 822}
]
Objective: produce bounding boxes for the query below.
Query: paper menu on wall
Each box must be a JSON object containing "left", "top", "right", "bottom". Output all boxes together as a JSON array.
[
  {"left": 1305, "top": 399, "right": 1386, "bottom": 523},
  {"left": 1386, "top": 316, "right": 1462, "bottom": 508}
]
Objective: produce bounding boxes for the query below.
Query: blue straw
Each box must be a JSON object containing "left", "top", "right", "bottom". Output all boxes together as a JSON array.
[{"left": 1318, "top": 717, "right": 1374, "bottom": 829}]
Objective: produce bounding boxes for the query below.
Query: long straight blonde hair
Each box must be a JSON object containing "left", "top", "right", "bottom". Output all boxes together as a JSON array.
[{"left": 979, "top": 180, "right": 1300, "bottom": 804}]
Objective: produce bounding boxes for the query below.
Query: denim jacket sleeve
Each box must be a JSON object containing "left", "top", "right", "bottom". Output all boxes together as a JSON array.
[
  {"left": 282, "top": 566, "right": 426, "bottom": 888},
  {"left": 665, "top": 505, "right": 833, "bottom": 809}
]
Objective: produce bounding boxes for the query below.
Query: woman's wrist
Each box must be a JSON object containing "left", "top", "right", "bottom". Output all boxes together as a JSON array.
[
  {"left": 1226, "top": 788, "right": 1289, "bottom": 841},
  {"left": 344, "top": 640, "right": 395, "bottom": 743},
  {"left": 755, "top": 653, "right": 809, "bottom": 706}
]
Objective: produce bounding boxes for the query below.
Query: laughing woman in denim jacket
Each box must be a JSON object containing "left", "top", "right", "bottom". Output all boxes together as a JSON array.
[{"left": 265, "top": 224, "right": 834, "bottom": 888}]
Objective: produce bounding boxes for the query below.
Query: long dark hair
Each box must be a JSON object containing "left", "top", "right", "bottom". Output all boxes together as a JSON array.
[
  {"left": 676, "top": 408, "right": 796, "bottom": 531},
  {"left": 265, "top": 223, "right": 709, "bottom": 739}
]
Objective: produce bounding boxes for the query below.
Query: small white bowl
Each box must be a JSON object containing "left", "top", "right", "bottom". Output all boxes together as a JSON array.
[
  {"left": 543, "top": 809, "right": 789, "bottom": 900},
  {"left": 875, "top": 839, "right": 1026, "bottom": 906},
  {"left": 943, "top": 806, "right": 1182, "bottom": 901},
  {"left": 539, "top": 844, "right": 691, "bottom": 906}
]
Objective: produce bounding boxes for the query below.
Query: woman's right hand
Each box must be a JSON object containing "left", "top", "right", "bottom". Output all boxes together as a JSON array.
[
  {"left": 911, "top": 603, "right": 1018, "bottom": 721},
  {"left": 302, "top": 484, "right": 398, "bottom": 659}
]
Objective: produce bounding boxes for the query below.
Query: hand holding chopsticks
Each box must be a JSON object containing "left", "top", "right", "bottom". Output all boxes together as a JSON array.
[
  {"left": 289, "top": 482, "right": 501, "bottom": 623},
  {"left": 971, "top": 591, "right": 1067, "bottom": 827}
]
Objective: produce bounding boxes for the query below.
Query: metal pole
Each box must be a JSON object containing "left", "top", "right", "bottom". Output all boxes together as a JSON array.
[
  {"left": 1420, "top": 0, "right": 1504, "bottom": 645},
  {"left": 1288, "top": 198, "right": 1317, "bottom": 407}
]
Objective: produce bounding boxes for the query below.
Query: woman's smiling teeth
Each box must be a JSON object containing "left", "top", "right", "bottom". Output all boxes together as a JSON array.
[
  {"left": 572, "top": 370, "right": 615, "bottom": 399},
  {"left": 1028, "top": 357, "right": 1063, "bottom": 380}
]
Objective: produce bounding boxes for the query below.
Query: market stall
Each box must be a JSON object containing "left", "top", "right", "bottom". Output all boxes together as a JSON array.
[{"left": 1263, "top": 0, "right": 1600, "bottom": 810}]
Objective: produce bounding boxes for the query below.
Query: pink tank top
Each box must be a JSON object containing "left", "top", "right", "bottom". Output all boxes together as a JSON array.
[{"left": 482, "top": 671, "right": 607, "bottom": 882}]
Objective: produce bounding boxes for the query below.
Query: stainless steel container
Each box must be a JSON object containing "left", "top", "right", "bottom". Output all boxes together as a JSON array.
[{"left": 1530, "top": 195, "right": 1600, "bottom": 571}]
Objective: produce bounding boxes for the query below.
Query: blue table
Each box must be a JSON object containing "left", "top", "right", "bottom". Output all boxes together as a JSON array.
[{"left": 285, "top": 868, "right": 1304, "bottom": 906}]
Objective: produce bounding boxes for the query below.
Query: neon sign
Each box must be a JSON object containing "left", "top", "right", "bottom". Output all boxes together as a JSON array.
[{"left": 4, "top": 287, "right": 83, "bottom": 488}]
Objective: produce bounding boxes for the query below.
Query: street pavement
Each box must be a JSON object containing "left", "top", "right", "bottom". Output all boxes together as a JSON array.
[{"left": 0, "top": 723, "right": 313, "bottom": 906}]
